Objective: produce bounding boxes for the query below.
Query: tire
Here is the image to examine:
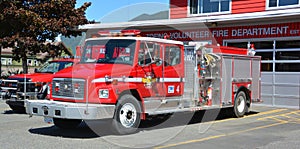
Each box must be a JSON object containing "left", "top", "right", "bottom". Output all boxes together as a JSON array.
[
  {"left": 233, "top": 91, "right": 247, "bottom": 118},
  {"left": 53, "top": 118, "right": 82, "bottom": 129},
  {"left": 112, "top": 94, "right": 142, "bottom": 135}
]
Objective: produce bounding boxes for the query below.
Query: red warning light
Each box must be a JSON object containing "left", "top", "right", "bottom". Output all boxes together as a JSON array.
[{"left": 97, "top": 29, "right": 141, "bottom": 37}]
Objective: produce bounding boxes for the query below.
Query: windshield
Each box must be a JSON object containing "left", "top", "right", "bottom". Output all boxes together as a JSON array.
[
  {"left": 36, "top": 61, "right": 74, "bottom": 73},
  {"left": 81, "top": 39, "right": 136, "bottom": 65}
]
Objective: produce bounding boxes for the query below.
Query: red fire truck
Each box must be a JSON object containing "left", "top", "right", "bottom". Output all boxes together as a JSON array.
[
  {"left": 1, "top": 58, "right": 79, "bottom": 112},
  {"left": 25, "top": 31, "right": 261, "bottom": 134}
]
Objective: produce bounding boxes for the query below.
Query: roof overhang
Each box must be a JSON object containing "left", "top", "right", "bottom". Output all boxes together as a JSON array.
[{"left": 80, "top": 8, "right": 300, "bottom": 31}]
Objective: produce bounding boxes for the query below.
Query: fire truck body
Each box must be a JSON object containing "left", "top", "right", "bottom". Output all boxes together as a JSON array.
[{"left": 25, "top": 36, "right": 261, "bottom": 134}]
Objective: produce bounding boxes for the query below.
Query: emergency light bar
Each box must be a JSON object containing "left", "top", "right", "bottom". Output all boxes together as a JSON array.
[{"left": 97, "top": 29, "right": 141, "bottom": 37}]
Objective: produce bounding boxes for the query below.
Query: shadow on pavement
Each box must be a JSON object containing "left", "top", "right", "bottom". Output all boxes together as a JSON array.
[
  {"left": 28, "top": 108, "right": 259, "bottom": 138},
  {"left": 2, "top": 109, "right": 27, "bottom": 114},
  {"left": 29, "top": 122, "right": 102, "bottom": 139}
]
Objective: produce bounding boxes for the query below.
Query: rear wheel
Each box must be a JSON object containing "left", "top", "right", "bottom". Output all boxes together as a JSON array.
[
  {"left": 233, "top": 91, "right": 247, "bottom": 118},
  {"left": 112, "top": 94, "right": 142, "bottom": 135},
  {"left": 53, "top": 118, "right": 82, "bottom": 129}
]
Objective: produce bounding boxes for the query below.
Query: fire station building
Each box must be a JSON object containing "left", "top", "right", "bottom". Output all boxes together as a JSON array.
[{"left": 80, "top": 0, "right": 300, "bottom": 108}]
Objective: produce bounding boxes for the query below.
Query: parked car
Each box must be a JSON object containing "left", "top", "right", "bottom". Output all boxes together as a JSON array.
[{"left": 1, "top": 58, "right": 79, "bottom": 112}]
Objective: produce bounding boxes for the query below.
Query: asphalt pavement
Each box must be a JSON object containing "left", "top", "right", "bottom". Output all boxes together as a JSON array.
[{"left": 0, "top": 99, "right": 299, "bottom": 149}]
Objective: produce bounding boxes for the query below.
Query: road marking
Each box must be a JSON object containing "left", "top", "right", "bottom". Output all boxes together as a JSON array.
[
  {"left": 228, "top": 121, "right": 287, "bottom": 135},
  {"left": 154, "top": 121, "right": 286, "bottom": 149},
  {"left": 291, "top": 111, "right": 300, "bottom": 116},
  {"left": 258, "top": 111, "right": 300, "bottom": 124},
  {"left": 154, "top": 109, "right": 289, "bottom": 149},
  {"left": 246, "top": 108, "right": 287, "bottom": 117},
  {"left": 210, "top": 108, "right": 287, "bottom": 124},
  {"left": 154, "top": 134, "right": 226, "bottom": 149}
]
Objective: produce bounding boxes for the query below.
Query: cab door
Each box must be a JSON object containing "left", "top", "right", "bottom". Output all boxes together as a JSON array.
[
  {"left": 135, "top": 41, "right": 164, "bottom": 97},
  {"left": 162, "top": 44, "right": 184, "bottom": 97}
]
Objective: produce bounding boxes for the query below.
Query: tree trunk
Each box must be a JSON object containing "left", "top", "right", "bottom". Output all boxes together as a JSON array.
[
  {"left": 22, "top": 53, "right": 28, "bottom": 74},
  {"left": 0, "top": 46, "right": 2, "bottom": 78}
]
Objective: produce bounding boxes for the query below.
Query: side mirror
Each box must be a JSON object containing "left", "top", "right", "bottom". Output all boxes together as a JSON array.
[
  {"left": 138, "top": 58, "right": 162, "bottom": 67},
  {"left": 154, "top": 58, "right": 162, "bottom": 66}
]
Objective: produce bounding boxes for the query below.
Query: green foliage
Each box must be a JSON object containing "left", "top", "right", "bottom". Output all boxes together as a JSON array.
[{"left": 0, "top": 0, "right": 92, "bottom": 73}]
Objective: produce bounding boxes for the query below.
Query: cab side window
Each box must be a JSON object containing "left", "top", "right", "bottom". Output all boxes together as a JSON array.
[
  {"left": 165, "top": 46, "right": 181, "bottom": 66},
  {"left": 138, "top": 42, "right": 161, "bottom": 66}
]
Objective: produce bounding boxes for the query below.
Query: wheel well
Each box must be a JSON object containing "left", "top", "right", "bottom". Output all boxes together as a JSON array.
[
  {"left": 236, "top": 86, "right": 251, "bottom": 108},
  {"left": 118, "top": 89, "right": 142, "bottom": 102}
]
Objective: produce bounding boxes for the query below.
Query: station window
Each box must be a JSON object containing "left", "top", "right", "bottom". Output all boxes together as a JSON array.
[
  {"left": 255, "top": 51, "right": 273, "bottom": 72},
  {"left": 268, "top": 0, "right": 299, "bottom": 7},
  {"left": 255, "top": 51, "right": 273, "bottom": 61},
  {"left": 276, "top": 40, "right": 300, "bottom": 49},
  {"left": 251, "top": 41, "right": 274, "bottom": 49},
  {"left": 190, "top": 0, "right": 230, "bottom": 15},
  {"left": 261, "top": 63, "right": 273, "bottom": 72},
  {"left": 227, "top": 42, "right": 248, "bottom": 49},
  {"left": 276, "top": 51, "right": 300, "bottom": 60},
  {"left": 275, "top": 63, "right": 300, "bottom": 72},
  {"left": 274, "top": 51, "right": 300, "bottom": 72},
  {"left": 226, "top": 39, "right": 300, "bottom": 72},
  {"left": 190, "top": 0, "right": 198, "bottom": 14}
]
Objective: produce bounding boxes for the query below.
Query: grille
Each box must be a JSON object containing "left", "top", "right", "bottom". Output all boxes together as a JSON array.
[
  {"left": 1, "top": 78, "right": 31, "bottom": 91},
  {"left": 52, "top": 78, "right": 85, "bottom": 100}
]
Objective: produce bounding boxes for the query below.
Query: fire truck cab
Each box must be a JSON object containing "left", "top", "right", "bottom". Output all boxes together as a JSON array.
[{"left": 26, "top": 35, "right": 261, "bottom": 134}]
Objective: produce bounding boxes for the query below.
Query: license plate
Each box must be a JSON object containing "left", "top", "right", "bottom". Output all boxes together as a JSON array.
[{"left": 44, "top": 117, "right": 53, "bottom": 124}]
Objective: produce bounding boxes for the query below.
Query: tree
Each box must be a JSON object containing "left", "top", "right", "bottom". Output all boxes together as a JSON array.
[{"left": 0, "top": 0, "right": 91, "bottom": 76}]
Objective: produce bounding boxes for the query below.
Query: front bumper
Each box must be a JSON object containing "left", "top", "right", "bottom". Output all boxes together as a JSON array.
[
  {"left": 1, "top": 91, "right": 37, "bottom": 100},
  {"left": 25, "top": 100, "right": 115, "bottom": 120}
]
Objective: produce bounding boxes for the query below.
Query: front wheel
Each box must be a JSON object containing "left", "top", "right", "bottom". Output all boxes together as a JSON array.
[
  {"left": 233, "top": 91, "right": 248, "bottom": 118},
  {"left": 112, "top": 94, "right": 142, "bottom": 135}
]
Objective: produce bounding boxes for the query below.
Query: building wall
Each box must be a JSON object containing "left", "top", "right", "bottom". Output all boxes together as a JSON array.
[
  {"left": 1, "top": 55, "right": 40, "bottom": 77},
  {"left": 170, "top": 0, "right": 266, "bottom": 19},
  {"left": 232, "top": 0, "right": 265, "bottom": 14},
  {"left": 169, "top": 0, "right": 188, "bottom": 19}
]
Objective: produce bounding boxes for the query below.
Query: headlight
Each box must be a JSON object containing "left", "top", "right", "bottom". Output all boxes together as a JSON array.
[
  {"left": 99, "top": 89, "right": 109, "bottom": 98},
  {"left": 73, "top": 83, "right": 81, "bottom": 94},
  {"left": 54, "top": 82, "right": 60, "bottom": 92}
]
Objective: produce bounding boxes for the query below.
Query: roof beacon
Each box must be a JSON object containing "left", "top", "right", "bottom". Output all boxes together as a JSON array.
[{"left": 97, "top": 29, "right": 141, "bottom": 37}]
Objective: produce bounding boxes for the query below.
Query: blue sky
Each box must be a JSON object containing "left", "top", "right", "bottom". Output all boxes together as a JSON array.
[{"left": 76, "top": 0, "right": 169, "bottom": 23}]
